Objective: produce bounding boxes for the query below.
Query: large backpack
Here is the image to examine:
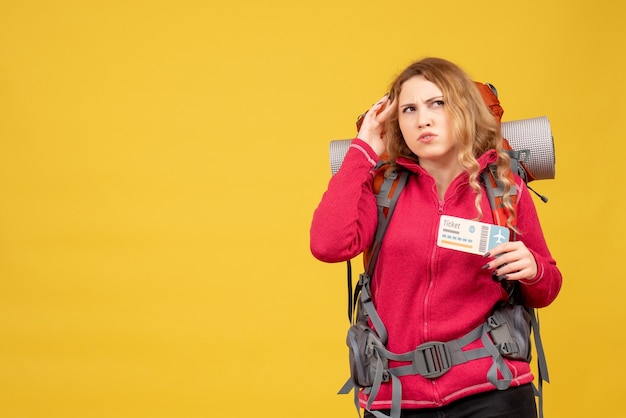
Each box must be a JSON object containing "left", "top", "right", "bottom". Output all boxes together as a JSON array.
[{"left": 328, "top": 83, "right": 555, "bottom": 418}]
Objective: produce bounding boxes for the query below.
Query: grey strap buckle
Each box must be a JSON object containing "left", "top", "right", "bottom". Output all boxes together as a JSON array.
[
  {"left": 487, "top": 314, "right": 503, "bottom": 328},
  {"left": 413, "top": 342, "right": 452, "bottom": 378},
  {"left": 498, "top": 341, "right": 520, "bottom": 356}
]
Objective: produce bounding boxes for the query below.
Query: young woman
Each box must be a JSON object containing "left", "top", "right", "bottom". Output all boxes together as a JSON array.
[{"left": 310, "top": 57, "right": 562, "bottom": 418}]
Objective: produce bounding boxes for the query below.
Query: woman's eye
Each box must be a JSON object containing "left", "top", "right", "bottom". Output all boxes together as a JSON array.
[
  {"left": 402, "top": 106, "right": 415, "bottom": 113},
  {"left": 432, "top": 100, "right": 445, "bottom": 107}
]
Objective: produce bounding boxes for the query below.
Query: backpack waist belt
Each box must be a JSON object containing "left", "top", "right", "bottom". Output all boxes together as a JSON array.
[
  {"left": 361, "top": 320, "right": 514, "bottom": 418},
  {"left": 372, "top": 319, "right": 512, "bottom": 382},
  {"left": 381, "top": 322, "right": 505, "bottom": 379},
  {"left": 358, "top": 274, "right": 514, "bottom": 385}
]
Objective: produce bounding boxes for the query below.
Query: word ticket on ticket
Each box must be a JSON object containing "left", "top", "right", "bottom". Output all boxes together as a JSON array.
[{"left": 437, "top": 215, "right": 510, "bottom": 255}]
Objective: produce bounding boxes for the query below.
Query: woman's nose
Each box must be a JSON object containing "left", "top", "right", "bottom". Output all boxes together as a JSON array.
[{"left": 417, "top": 113, "right": 431, "bottom": 128}]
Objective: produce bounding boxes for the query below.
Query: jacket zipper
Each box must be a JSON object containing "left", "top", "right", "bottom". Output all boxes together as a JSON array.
[
  {"left": 423, "top": 199, "right": 444, "bottom": 342},
  {"left": 424, "top": 198, "right": 445, "bottom": 405}
]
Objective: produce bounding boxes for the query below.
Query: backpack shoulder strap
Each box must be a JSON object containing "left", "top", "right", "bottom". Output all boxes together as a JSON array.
[
  {"left": 347, "top": 168, "right": 409, "bottom": 325},
  {"left": 340, "top": 168, "right": 409, "bottom": 403},
  {"left": 482, "top": 163, "right": 550, "bottom": 418},
  {"left": 480, "top": 163, "right": 518, "bottom": 240},
  {"left": 365, "top": 169, "right": 410, "bottom": 275}
]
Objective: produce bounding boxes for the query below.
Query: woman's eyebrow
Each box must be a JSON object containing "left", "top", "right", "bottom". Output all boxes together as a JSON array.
[{"left": 400, "top": 96, "right": 444, "bottom": 107}]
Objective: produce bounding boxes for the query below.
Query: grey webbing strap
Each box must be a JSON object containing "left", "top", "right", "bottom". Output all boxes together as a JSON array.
[
  {"left": 365, "top": 355, "right": 387, "bottom": 411},
  {"left": 481, "top": 169, "right": 498, "bottom": 212},
  {"left": 381, "top": 322, "right": 492, "bottom": 378},
  {"left": 365, "top": 355, "right": 402, "bottom": 418},
  {"left": 337, "top": 379, "right": 361, "bottom": 418},
  {"left": 480, "top": 167, "right": 516, "bottom": 245},
  {"left": 337, "top": 378, "right": 354, "bottom": 395},
  {"left": 350, "top": 170, "right": 408, "bottom": 330},
  {"left": 530, "top": 308, "right": 548, "bottom": 418},
  {"left": 360, "top": 279, "right": 388, "bottom": 344},
  {"left": 531, "top": 309, "right": 549, "bottom": 382},
  {"left": 375, "top": 196, "right": 391, "bottom": 209},
  {"left": 480, "top": 323, "right": 513, "bottom": 390},
  {"left": 389, "top": 373, "right": 402, "bottom": 418},
  {"left": 348, "top": 169, "right": 408, "bottom": 325},
  {"left": 384, "top": 325, "right": 512, "bottom": 391},
  {"left": 365, "top": 171, "right": 410, "bottom": 276},
  {"left": 506, "top": 149, "right": 531, "bottom": 182},
  {"left": 481, "top": 165, "right": 518, "bottom": 211},
  {"left": 359, "top": 170, "right": 410, "bottom": 343}
]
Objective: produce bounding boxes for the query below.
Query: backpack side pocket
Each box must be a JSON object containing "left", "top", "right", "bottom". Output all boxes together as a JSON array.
[{"left": 488, "top": 304, "right": 532, "bottom": 363}]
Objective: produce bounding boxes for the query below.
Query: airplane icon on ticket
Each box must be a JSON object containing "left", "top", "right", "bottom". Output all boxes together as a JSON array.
[{"left": 493, "top": 230, "right": 507, "bottom": 245}]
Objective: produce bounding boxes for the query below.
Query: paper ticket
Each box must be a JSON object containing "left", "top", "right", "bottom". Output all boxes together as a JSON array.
[{"left": 437, "top": 215, "right": 510, "bottom": 255}]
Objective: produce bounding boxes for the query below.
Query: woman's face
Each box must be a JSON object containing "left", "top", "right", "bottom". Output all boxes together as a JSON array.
[{"left": 397, "top": 76, "right": 457, "bottom": 167}]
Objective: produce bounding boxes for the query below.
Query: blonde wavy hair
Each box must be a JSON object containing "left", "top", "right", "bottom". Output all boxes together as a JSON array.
[{"left": 385, "top": 57, "right": 516, "bottom": 227}]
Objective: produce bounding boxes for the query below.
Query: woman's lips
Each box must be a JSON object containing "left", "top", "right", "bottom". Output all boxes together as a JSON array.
[{"left": 418, "top": 132, "right": 436, "bottom": 143}]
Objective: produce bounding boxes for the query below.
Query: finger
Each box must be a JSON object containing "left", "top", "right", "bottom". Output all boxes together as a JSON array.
[
  {"left": 496, "top": 256, "right": 536, "bottom": 279},
  {"left": 377, "top": 97, "right": 395, "bottom": 120},
  {"left": 501, "top": 271, "right": 525, "bottom": 281},
  {"left": 482, "top": 246, "right": 513, "bottom": 269},
  {"left": 501, "top": 264, "right": 535, "bottom": 281},
  {"left": 371, "top": 94, "right": 389, "bottom": 110},
  {"left": 483, "top": 241, "right": 514, "bottom": 258},
  {"left": 494, "top": 259, "right": 522, "bottom": 276},
  {"left": 362, "top": 102, "right": 385, "bottom": 127},
  {"left": 482, "top": 247, "right": 524, "bottom": 270},
  {"left": 360, "top": 98, "right": 385, "bottom": 124}
]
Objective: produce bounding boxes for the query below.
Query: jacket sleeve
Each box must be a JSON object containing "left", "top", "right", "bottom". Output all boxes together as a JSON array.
[
  {"left": 310, "top": 139, "right": 380, "bottom": 263},
  {"left": 515, "top": 180, "right": 563, "bottom": 308}
]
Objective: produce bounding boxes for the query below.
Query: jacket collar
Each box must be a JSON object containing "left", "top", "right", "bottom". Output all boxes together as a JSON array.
[{"left": 395, "top": 149, "right": 498, "bottom": 176}]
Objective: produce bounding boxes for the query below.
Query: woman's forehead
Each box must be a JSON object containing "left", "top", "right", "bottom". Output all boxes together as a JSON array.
[{"left": 398, "top": 76, "right": 443, "bottom": 101}]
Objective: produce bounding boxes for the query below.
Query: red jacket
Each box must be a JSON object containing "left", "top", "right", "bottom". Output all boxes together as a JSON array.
[{"left": 310, "top": 139, "right": 562, "bottom": 410}]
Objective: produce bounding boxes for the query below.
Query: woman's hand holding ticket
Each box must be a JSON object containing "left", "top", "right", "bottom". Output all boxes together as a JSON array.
[{"left": 484, "top": 241, "right": 538, "bottom": 281}]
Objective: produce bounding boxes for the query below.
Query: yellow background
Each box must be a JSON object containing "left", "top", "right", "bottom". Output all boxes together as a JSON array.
[{"left": 1, "top": 1, "right": 624, "bottom": 417}]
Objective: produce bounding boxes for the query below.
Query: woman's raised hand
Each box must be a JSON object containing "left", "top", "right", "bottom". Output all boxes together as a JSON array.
[{"left": 356, "top": 94, "right": 394, "bottom": 157}]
